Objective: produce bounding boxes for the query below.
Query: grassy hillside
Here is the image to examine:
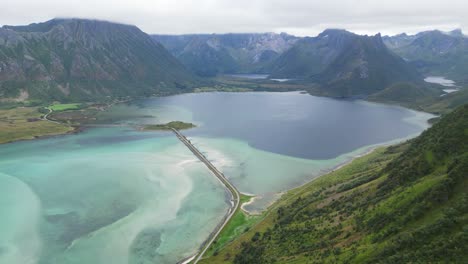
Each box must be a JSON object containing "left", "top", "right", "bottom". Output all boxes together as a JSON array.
[
  {"left": 202, "top": 104, "right": 468, "bottom": 263},
  {"left": 368, "top": 82, "right": 440, "bottom": 105}
]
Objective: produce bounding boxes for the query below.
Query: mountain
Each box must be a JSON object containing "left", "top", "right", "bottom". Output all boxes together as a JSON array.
[
  {"left": 269, "top": 29, "right": 421, "bottom": 96},
  {"left": 204, "top": 104, "right": 468, "bottom": 263},
  {"left": 381, "top": 33, "right": 417, "bottom": 50},
  {"left": 152, "top": 33, "right": 299, "bottom": 77},
  {"left": 383, "top": 29, "right": 468, "bottom": 81},
  {"left": 0, "top": 19, "right": 198, "bottom": 102}
]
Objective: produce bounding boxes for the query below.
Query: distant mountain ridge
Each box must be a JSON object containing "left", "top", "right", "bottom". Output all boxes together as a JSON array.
[
  {"left": 0, "top": 18, "right": 198, "bottom": 101},
  {"left": 268, "top": 29, "right": 421, "bottom": 96},
  {"left": 383, "top": 29, "right": 468, "bottom": 81},
  {"left": 1, "top": 19, "right": 464, "bottom": 102},
  {"left": 152, "top": 33, "right": 299, "bottom": 76}
]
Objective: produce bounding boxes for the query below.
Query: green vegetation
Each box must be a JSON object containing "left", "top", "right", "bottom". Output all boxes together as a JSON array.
[
  {"left": 368, "top": 82, "right": 440, "bottom": 108},
  {"left": 48, "top": 103, "right": 83, "bottom": 112},
  {"left": 194, "top": 87, "right": 253, "bottom": 93},
  {"left": 368, "top": 82, "right": 468, "bottom": 115},
  {"left": 143, "top": 121, "right": 196, "bottom": 131},
  {"left": 423, "top": 88, "right": 468, "bottom": 115},
  {"left": 203, "top": 194, "right": 261, "bottom": 259},
  {"left": 204, "top": 105, "right": 468, "bottom": 263},
  {"left": 0, "top": 107, "right": 74, "bottom": 144}
]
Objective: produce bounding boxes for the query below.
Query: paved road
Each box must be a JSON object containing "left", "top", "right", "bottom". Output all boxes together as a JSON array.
[{"left": 171, "top": 128, "right": 240, "bottom": 264}]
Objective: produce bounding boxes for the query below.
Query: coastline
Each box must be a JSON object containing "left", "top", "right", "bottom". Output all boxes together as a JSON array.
[
  {"left": 1, "top": 91, "right": 437, "bottom": 264},
  {"left": 232, "top": 118, "right": 432, "bottom": 216},
  {"left": 0, "top": 124, "right": 80, "bottom": 145},
  {"left": 240, "top": 146, "right": 380, "bottom": 215},
  {"left": 0, "top": 91, "right": 435, "bottom": 146}
]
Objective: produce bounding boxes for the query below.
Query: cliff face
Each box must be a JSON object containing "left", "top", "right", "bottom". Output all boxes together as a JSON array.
[
  {"left": 152, "top": 33, "right": 299, "bottom": 76},
  {"left": 0, "top": 19, "right": 198, "bottom": 101}
]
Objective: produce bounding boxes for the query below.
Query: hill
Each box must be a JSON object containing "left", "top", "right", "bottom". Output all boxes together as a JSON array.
[
  {"left": 203, "top": 104, "right": 468, "bottom": 263},
  {"left": 152, "top": 33, "right": 299, "bottom": 77},
  {"left": 368, "top": 82, "right": 441, "bottom": 108},
  {"left": 384, "top": 29, "right": 468, "bottom": 81},
  {"left": 0, "top": 19, "right": 199, "bottom": 102},
  {"left": 269, "top": 29, "right": 421, "bottom": 97}
]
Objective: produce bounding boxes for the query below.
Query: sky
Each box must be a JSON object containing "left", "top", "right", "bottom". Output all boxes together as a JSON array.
[{"left": 0, "top": 0, "right": 466, "bottom": 36}]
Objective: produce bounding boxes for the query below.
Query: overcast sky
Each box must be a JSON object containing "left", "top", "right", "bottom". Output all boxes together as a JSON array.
[{"left": 1, "top": 0, "right": 466, "bottom": 36}]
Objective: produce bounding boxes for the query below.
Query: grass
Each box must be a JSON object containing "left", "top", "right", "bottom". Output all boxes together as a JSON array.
[
  {"left": 202, "top": 106, "right": 468, "bottom": 263},
  {"left": 200, "top": 147, "right": 399, "bottom": 263},
  {"left": 143, "top": 121, "right": 196, "bottom": 130},
  {"left": 0, "top": 107, "right": 74, "bottom": 144},
  {"left": 48, "top": 103, "right": 83, "bottom": 111},
  {"left": 202, "top": 194, "right": 261, "bottom": 260}
]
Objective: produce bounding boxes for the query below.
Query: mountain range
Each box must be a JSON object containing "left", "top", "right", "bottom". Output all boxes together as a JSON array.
[
  {"left": 152, "top": 33, "right": 299, "bottom": 77},
  {"left": 267, "top": 29, "right": 422, "bottom": 97},
  {"left": 383, "top": 29, "right": 468, "bottom": 81},
  {"left": 0, "top": 19, "right": 198, "bottom": 101},
  {"left": 0, "top": 18, "right": 466, "bottom": 102}
]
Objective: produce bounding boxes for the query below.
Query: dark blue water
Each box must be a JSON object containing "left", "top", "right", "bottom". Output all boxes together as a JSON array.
[{"left": 106, "top": 92, "right": 432, "bottom": 160}]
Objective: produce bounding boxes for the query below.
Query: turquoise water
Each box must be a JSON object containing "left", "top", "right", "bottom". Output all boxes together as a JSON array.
[
  {"left": 0, "top": 92, "right": 433, "bottom": 263},
  {"left": 0, "top": 128, "right": 228, "bottom": 264}
]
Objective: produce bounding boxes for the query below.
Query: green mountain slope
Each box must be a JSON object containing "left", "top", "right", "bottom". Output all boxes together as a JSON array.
[
  {"left": 368, "top": 82, "right": 441, "bottom": 108},
  {"left": 0, "top": 19, "right": 199, "bottom": 102},
  {"left": 269, "top": 29, "right": 421, "bottom": 97},
  {"left": 152, "top": 33, "right": 299, "bottom": 77},
  {"left": 384, "top": 30, "right": 468, "bottom": 81},
  {"left": 203, "top": 104, "right": 468, "bottom": 264}
]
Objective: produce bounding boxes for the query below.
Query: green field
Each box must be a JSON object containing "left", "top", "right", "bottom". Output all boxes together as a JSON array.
[
  {"left": 0, "top": 107, "right": 74, "bottom": 144},
  {"left": 202, "top": 194, "right": 261, "bottom": 259},
  {"left": 48, "top": 103, "right": 83, "bottom": 112}
]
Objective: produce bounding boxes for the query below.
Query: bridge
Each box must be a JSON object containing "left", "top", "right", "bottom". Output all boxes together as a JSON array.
[{"left": 171, "top": 128, "right": 240, "bottom": 264}]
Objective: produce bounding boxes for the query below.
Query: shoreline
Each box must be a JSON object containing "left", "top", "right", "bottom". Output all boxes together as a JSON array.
[
  {"left": 1, "top": 91, "right": 437, "bottom": 264},
  {"left": 0, "top": 124, "right": 82, "bottom": 145},
  {"left": 0, "top": 90, "right": 435, "bottom": 146},
  {"left": 237, "top": 129, "right": 428, "bottom": 215}
]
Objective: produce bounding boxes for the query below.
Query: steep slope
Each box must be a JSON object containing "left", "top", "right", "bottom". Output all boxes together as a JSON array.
[
  {"left": 381, "top": 33, "right": 416, "bottom": 50},
  {"left": 384, "top": 29, "right": 468, "bottom": 81},
  {"left": 267, "top": 29, "right": 356, "bottom": 78},
  {"left": 0, "top": 19, "right": 198, "bottom": 101},
  {"left": 204, "top": 104, "right": 468, "bottom": 264},
  {"left": 152, "top": 33, "right": 299, "bottom": 76},
  {"left": 269, "top": 29, "right": 421, "bottom": 96}
]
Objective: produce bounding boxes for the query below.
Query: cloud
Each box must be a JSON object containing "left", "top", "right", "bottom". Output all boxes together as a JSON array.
[{"left": 0, "top": 0, "right": 466, "bottom": 36}]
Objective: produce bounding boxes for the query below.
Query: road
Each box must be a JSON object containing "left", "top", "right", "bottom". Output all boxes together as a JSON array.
[
  {"left": 42, "top": 108, "right": 61, "bottom": 124},
  {"left": 171, "top": 128, "right": 240, "bottom": 264}
]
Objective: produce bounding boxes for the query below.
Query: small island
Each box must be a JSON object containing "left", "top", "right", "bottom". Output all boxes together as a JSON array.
[{"left": 143, "top": 121, "right": 196, "bottom": 131}]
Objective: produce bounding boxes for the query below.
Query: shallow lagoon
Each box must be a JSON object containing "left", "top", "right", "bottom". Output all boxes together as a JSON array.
[
  {"left": 0, "top": 128, "right": 228, "bottom": 264},
  {"left": 0, "top": 92, "right": 433, "bottom": 263}
]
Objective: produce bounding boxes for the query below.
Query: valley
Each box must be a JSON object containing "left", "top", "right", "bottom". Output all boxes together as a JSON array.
[{"left": 0, "top": 15, "right": 467, "bottom": 264}]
